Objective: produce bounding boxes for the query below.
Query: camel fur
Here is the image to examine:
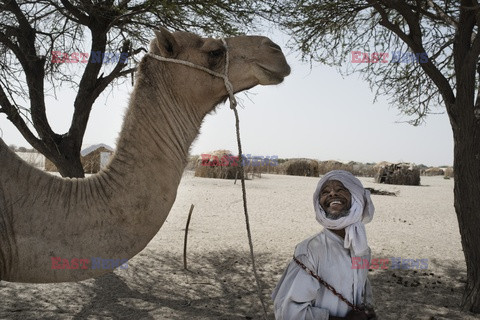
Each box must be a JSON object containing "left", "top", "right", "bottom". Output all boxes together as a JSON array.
[{"left": 0, "top": 28, "right": 290, "bottom": 283}]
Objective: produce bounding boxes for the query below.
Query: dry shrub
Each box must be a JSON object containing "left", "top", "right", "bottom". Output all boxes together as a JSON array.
[
  {"left": 243, "top": 155, "right": 278, "bottom": 176},
  {"left": 194, "top": 150, "right": 239, "bottom": 179},
  {"left": 350, "top": 162, "right": 377, "bottom": 177},
  {"left": 374, "top": 162, "right": 420, "bottom": 186},
  {"left": 82, "top": 156, "right": 98, "bottom": 174},
  {"left": 424, "top": 167, "right": 445, "bottom": 176},
  {"left": 267, "top": 158, "right": 286, "bottom": 174},
  {"left": 185, "top": 155, "right": 199, "bottom": 171},
  {"left": 444, "top": 167, "right": 454, "bottom": 178},
  {"left": 318, "top": 161, "right": 376, "bottom": 177},
  {"left": 44, "top": 158, "right": 58, "bottom": 172},
  {"left": 281, "top": 158, "right": 319, "bottom": 177},
  {"left": 193, "top": 151, "right": 281, "bottom": 179},
  {"left": 317, "top": 160, "right": 352, "bottom": 175}
]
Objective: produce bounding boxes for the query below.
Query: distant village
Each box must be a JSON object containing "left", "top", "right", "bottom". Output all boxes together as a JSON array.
[
  {"left": 10, "top": 143, "right": 114, "bottom": 174},
  {"left": 187, "top": 150, "right": 453, "bottom": 186},
  {"left": 11, "top": 145, "right": 453, "bottom": 186}
]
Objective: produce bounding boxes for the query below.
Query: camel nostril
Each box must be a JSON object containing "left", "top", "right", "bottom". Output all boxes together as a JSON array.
[{"left": 262, "top": 39, "right": 282, "bottom": 52}]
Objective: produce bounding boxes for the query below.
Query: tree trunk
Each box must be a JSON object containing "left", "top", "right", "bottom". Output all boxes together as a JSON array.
[
  {"left": 452, "top": 110, "right": 480, "bottom": 312},
  {"left": 43, "top": 136, "right": 85, "bottom": 178},
  {"left": 53, "top": 153, "right": 85, "bottom": 178}
]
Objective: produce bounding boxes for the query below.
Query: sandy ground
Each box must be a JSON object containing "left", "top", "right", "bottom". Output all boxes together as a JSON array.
[{"left": 1, "top": 172, "right": 479, "bottom": 320}]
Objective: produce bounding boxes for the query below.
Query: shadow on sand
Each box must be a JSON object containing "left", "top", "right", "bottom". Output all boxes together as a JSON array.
[{"left": 0, "top": 250, "right": 477, "bottom": 320}]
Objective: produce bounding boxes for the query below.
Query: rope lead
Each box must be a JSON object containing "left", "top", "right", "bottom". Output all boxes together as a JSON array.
[{"left": 147, "top": 37, "right": 268, "bottom": 319}]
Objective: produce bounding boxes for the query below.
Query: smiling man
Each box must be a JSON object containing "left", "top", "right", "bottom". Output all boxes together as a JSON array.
[{"left": 272, "top": 170, "right": 376, "bottom": 320}]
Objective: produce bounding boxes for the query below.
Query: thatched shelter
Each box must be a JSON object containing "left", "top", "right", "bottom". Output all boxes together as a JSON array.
[
  {"left": 44, "top": 158, "right": 58, "bottom": 172},
  {"left": 185, "top": 155, "right": 199, "bottom": 171},
  {"left": 81, "top": 145, "right": 114, "bottom": 174},
  {"left": 242, "top": 155, "right": 279, "bottom": 175},
  {"left": 424, "top": 167, "right": 445, "bottom": 176},
  {"left": 317, "top": 160, "right": 353, "bottom": 175},
  {"left": 374, "top": 162, "right": 420, "bottom": 186},
  {"left": 194, "top": 150, "right": 239, "bottom": 179},
  {"left": 44, "top": 144, "right": 114, "bottom": 173},
  {"left": 15, "top": 151, "right": 45, "bottom": 170},
  {"left": 444, "top": 167, "right": 454, "bottom": 178},
  {"left": 350, "top": 162, "right": 377, "bottom": 177},
  {"left": 280, "top": 158, "right": 319, "bottom": 177}
]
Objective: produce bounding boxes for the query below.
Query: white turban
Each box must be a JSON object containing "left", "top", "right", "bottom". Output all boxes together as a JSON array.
[{"left": 313, "top": 170, "right": 374, "bottom": 256}]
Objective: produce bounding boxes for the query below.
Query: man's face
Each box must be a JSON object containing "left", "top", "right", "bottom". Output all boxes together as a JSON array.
[{"left": 319, "top": 180, "right": 352, "bottom": 220}]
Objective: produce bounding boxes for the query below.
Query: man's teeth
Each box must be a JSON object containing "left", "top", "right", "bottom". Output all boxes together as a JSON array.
[{"left": 330, "top": 201, "right": 342, "bottom": 205}]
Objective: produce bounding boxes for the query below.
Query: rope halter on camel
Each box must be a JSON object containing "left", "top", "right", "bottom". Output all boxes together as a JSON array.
[
  {"left": 146, "top": 37, "right": 268, "bottom": 319},
  {"left": 146, "top": 38, "right": 237, "bottom": 109}
]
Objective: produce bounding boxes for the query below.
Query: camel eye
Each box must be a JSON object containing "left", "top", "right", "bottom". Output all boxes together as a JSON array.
[{"left": 209, "top": 49, "right": 224, "bottom": 58}]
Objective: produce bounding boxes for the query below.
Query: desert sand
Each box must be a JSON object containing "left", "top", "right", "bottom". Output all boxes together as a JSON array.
[{"left": 1, "top": 172, "right": 479, "bottom": 320}]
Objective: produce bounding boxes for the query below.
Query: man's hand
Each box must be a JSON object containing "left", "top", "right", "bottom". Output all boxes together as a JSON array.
[
  {"left": 328, "top": 310, "right": 369, "bottom": 320},
  {"left": 364, "top": 306, "right": 377, "bottom": 320},
  {"left": 345, "top": 310, "right": 368, "bottom": 320}
]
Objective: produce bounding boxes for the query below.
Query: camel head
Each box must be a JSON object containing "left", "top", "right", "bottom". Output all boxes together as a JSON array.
[{"left": 147, "top": 28, "right": 291, "bottom": 114}]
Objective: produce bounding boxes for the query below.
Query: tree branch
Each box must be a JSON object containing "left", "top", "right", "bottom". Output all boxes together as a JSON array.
[
  {"left": 0, "top": 84, "right": 48, "bottom": 153},
  {"left": 0, "top": 30, "right": 28, "bottom": 66},
  {"left": 91, "top": 40, "right": 132, "bottom": 99},
  {"left": 452, "top": 0, "right": 478, "bottom": 123},
  {"left": 1, "top": 2, "right": 55, "bottom": 141},
  {"left": 4, "top": 0, "right": 31, "bottom": 31},
  {"left": 426, "top": 0, "right": 459, "bottom": 28},
  {"left": 367, "top": 0, "right": 455, "bottom": 106},
  {"left": 58, "top": 0, "right": 89, "bottom": 25},
  {"left": 68, "top": 23, "right": 111, "bottom": 147},
  {"left": 43, "top": 0, "right": 81, "bottom": 23}
]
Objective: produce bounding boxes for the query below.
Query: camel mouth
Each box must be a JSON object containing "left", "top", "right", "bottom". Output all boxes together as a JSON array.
[{"left": 256, "top": 64, "right": 290, "bottom": 85}]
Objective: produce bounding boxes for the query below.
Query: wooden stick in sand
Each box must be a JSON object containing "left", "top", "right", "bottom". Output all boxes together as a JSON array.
[{"left": 183, "top": 204, "right": 195, "bottom": 270}]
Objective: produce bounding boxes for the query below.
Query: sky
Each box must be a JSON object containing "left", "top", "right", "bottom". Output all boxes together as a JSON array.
[{"left": 0, "top": 31, "right": 454, "bottom": 167}]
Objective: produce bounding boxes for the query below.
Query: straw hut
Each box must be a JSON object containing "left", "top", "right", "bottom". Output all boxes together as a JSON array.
[
  {"left": 44, "top": 158, "right": 58, "bottom": 172},
  {"left": 185, "top": 155, "right": 199, "bottom": 171},
  {"left": 318, "top": 160, "right": 353, "bottom": 175},
  {"left": 44, "top": 144, "right": 114, "bottom": 173},
  {"left": 81, "top": 145, "right": 114, "bottom": 174},
  {"left": 241, "top": 155, "right": 262, "bottom": 178},
  {"left": 15, "top": 151, "right": 45, "bottom": 170},
  {"left": 281, "top": 158, "right": 319, "bottom": 177},
  {"left": 350, "top": 162, "right": 377, "bottom": 177},
  {"left": 424, "top": 167, "right": 445, "bottom": 176},
  {"left": 444, "top": 167, "right": 454, "bottom": 179},
  {"left": 374, "top": 162, "right": 420, "bottom": 186},
  {"left": 194, "top": 149, "right": 239, "bottom": 179},
  {"left": 242, "top": 155, "right": 279, "bottom": 175}
]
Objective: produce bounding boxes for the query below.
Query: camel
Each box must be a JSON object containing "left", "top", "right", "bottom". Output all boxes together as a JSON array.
[{"left": 0, "top": 28, "right": 290, "bottom": 283}]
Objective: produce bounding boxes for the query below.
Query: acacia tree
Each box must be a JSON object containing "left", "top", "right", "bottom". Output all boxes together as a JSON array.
[
  {"left": 267, "top": 0, "right": 480, "bottom": 312},
  {"left": 0, "top": 0, "right": 258, "bottom": 177}
]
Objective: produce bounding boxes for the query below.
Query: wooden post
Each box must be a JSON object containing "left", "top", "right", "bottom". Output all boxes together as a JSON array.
[{"left": 183, "top": 204, "right": 195, "bottom": 270}]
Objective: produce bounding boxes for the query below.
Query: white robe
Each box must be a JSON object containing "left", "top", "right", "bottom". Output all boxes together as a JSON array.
[{"left": 272, "top": 229, "right": 374, "bottom": 320}]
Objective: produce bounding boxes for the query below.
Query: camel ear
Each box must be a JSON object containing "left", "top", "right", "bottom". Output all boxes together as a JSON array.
[{"left": 154, "top": 28, "right": 179, "bottom": 57}]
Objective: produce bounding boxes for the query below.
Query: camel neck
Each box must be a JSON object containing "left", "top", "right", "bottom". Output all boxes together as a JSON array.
[
  {"left": 0, "top": 60, "right": 211, "bottom": 283},
  {"left": 110, "top": 62, "right": 204, "bottom": 180}
]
